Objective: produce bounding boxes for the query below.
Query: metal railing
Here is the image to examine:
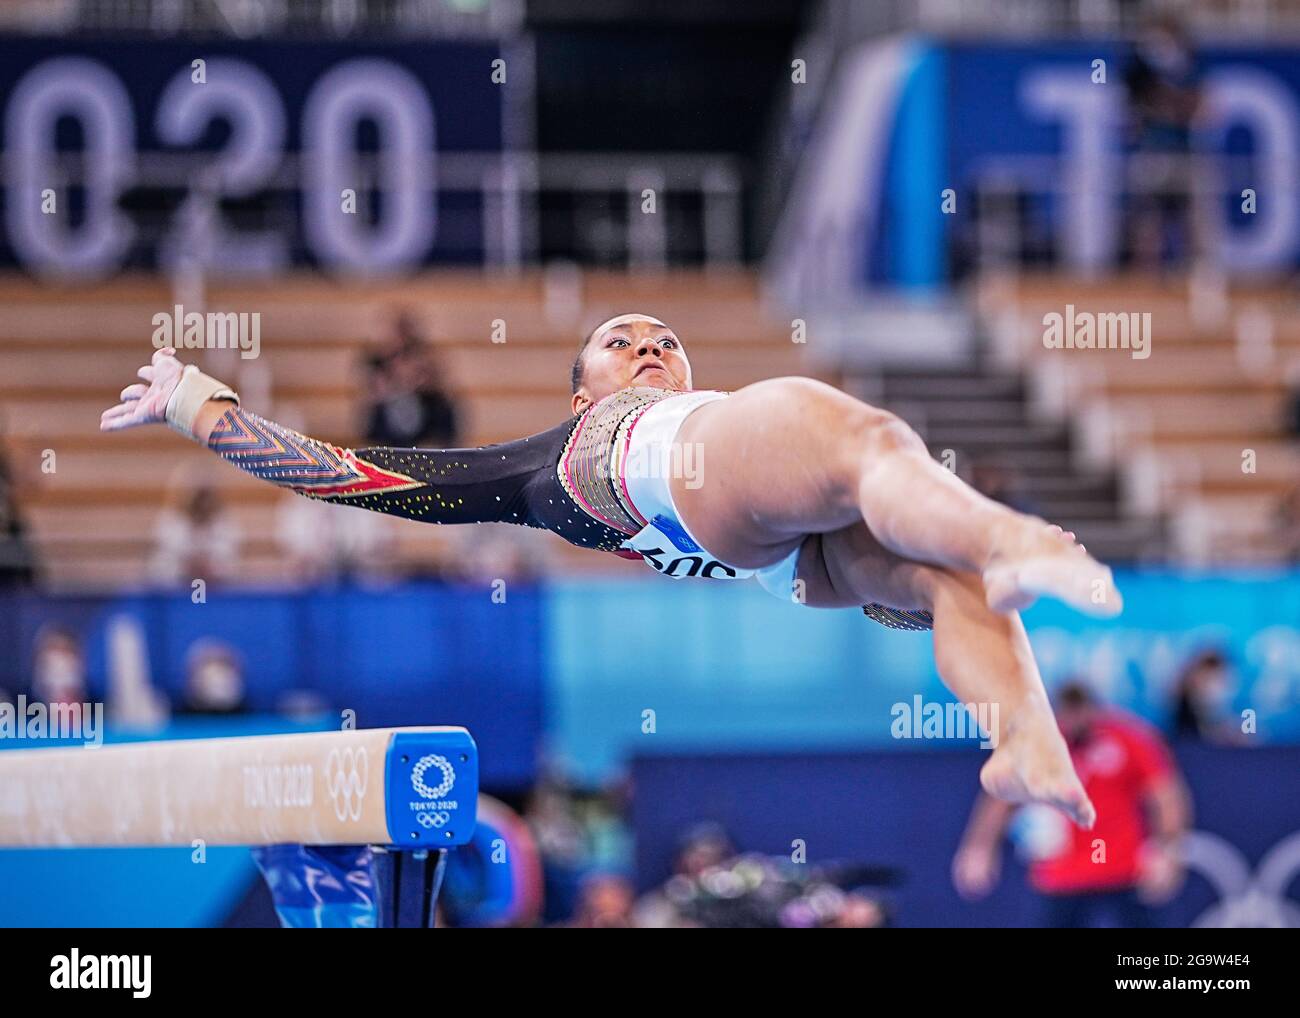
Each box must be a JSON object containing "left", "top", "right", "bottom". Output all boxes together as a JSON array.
[
  {"left": 1, "top": 149, "right": 745, "bottom": 276},
  {"left": 965, "top": 152, "right": 1264, "bottom": 279},
  {"left": 813, "top": 0, "right": 1300, "bottom": 41},
  {"left": 1, "top": 0, "right": 525, "bottom": 39}
]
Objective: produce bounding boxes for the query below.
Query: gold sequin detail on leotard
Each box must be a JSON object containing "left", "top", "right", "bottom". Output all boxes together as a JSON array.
[{"left": 557, "top": 386, "right": 681, "bottom": 536}]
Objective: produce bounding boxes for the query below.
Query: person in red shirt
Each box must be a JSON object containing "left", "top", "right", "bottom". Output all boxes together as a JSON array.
[{"left": 953, "top": 681, "right": 1191, "bottom": 927}]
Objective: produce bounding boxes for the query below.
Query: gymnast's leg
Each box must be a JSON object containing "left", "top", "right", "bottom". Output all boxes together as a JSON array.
[
  {"left": 670, "top": 376, "right": 1120, "bottom": 617},
  {"left": 797, "top": 523, "right": 1095, "bottom": 827}
]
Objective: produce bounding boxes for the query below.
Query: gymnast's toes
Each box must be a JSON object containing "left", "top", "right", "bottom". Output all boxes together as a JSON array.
[
  {"left": 980, "top": 729, "right": 1095, "bottom": 829},
  {"left": 983, "top": 556, "right": 1123, "bottom": 618}
]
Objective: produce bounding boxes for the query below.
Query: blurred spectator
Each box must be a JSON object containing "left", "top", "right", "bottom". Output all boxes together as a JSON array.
[
  {"left": 276, "top": 494, "right": 396, "bottom": 586},
  {"left": 1169, "top": 648, "right": 1247, "bottom": 745},
  {"left": 526, "top": 778, "right": 586, "bottom": 864},
  {"left": 631, "top": 824, "right": 733, "bottom": 927},
  {"left": 575, "top": 778, "right": 634, "bottom": 873},
  {"left": 634, "top": 845, "right": 888, "bottom": 929},
  {"left": 953, "top": 681, "right": 1191, "bottom": 927},
  {"left": 0, "top": 444, "right": 37, "bottom": 588},
  {"left": 30, "top": 624, "right": 86, "bottom": 706},
  {"left": 525, "top": 777, "right": 634, "bottom": 923},
  {"left": 565, "top": 873, "right": 637, "bottom": 928},
  {"left": 448, "top": 522, "right": 556, "bottom": 585},
  {"left": 674, "top": 821, "right": 735, "bottom": 879},
  {"left": 362, "top": 311, "right": 462, "bottom": 449},
  {"left": 106, "top": 613, "right": 168, "bottom": 730},
  {"left": 1124, "top": 15, "right": 1202, "bottom": 269},
  {"left": 150, "top": 482, "right": 241, "bottom": 587},
  {"left": 180, "top": 639, "right": 248, "bottom": 715},
  {"left": 827, "top": 892, "right": 887, "bottom": 929},
  {"left": 526, "top": 777, "right": 597, "bottom": 921}
]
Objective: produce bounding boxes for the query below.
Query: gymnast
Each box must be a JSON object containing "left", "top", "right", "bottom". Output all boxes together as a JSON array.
[{"left": 102, "top": 313, "right": 1122, "bottom": 828}]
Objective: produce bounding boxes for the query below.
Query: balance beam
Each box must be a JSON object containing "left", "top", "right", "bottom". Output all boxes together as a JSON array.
[{"left": 0, "top": 727, "right": 478, "bottom": 849}]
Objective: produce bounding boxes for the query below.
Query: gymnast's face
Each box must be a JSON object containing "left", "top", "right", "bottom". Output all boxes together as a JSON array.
[{"left": 571, "top": 317, "right": 693, "bottom": 415}]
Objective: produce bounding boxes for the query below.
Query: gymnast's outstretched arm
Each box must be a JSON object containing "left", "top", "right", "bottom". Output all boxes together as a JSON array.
[{"left": 100, "top": 347, "right": 562, "bottom": 529}]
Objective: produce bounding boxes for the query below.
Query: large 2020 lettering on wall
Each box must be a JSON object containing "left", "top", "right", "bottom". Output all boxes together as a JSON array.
[{"left": 0, "top": 37, "right": 520, "bottom": 277}]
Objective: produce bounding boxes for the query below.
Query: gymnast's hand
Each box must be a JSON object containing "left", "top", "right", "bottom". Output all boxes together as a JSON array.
[{"left": 100, "top": 347, "right": 186, "bottom": 432}]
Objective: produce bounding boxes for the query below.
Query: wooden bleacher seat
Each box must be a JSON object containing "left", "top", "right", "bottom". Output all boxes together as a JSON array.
[{"left": 981, "top": 272, "right": 1300, "bottom": 562}]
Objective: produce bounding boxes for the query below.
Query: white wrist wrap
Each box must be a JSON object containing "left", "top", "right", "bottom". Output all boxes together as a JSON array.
[{"left": 165, "top": 364, "right": 240, "bottom": 439}]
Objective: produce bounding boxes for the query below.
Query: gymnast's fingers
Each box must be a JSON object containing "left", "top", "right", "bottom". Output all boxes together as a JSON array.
[{"left": 99, "top": 402, "right": 140, "bottom": 431}]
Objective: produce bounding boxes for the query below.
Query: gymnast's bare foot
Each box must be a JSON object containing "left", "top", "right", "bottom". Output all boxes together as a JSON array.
[
  {"left": 979, "top": 707, "right": 1095, "bottom": 828},
  {"left": 983, "top": 521, "right": 1122, "bottom": 618}
]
